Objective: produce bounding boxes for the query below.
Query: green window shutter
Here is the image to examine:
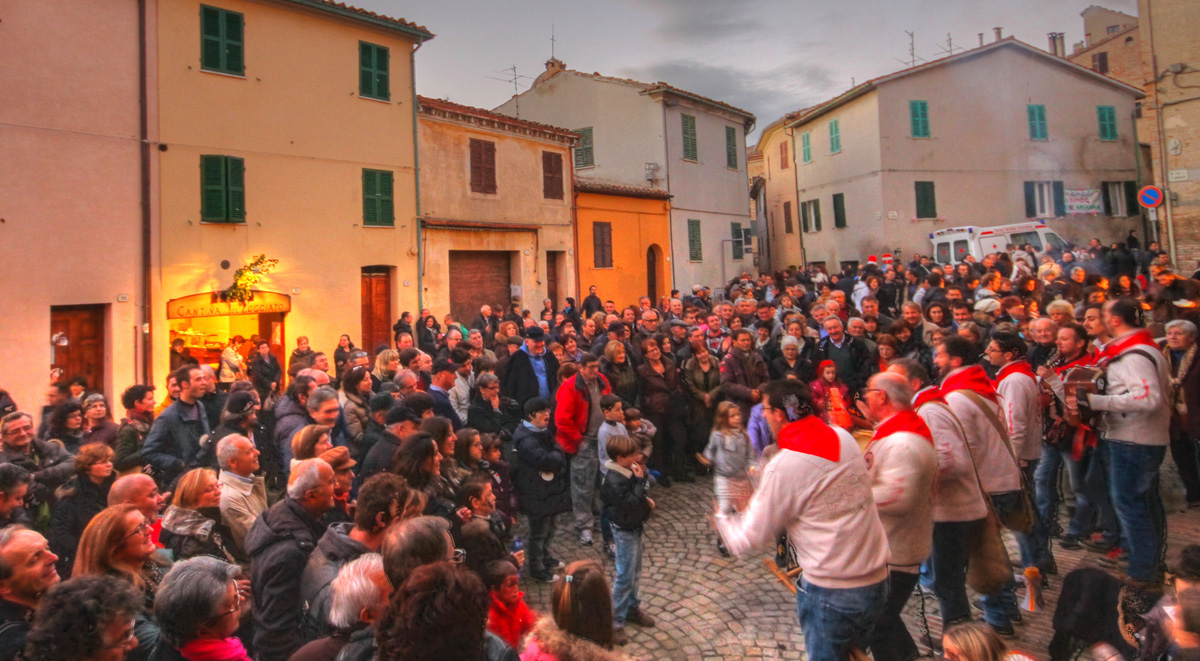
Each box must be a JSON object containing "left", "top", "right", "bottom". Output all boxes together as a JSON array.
[
  {"left": 200, "top": 155, "right": 227, "bottom": 221},
  {"left": 725, "top": 126, "right": 738, "bottom": 168},
  {"left": 200, "top": 6, "right": 223, "bottom": 71},
  {"left": 915, "top": 181, "right": 937, "bottom": 219},
  {"left": 910, "top": 100, "right": 929, "bottom": 138},
  {"left": 362, "top": 169, "right": 378, "bottom": 225},
  {"left": 731, "top": 223, "right": 744, "bottom": 260},
  {"left": 682, "top": 114, "right": 698, "bottom": 161},
  {"left": 1023, "top": 182, "right": 1037, "bottom": 218},
  {"left": 226, "top": 157, "right": 245, "bottom": 221},
  {"left": 833, "top": 193, "right": 846, "bottom": 228},
  {"left": 687, "top": 219, "right": 702, "bottom": 261},
  {"left": 200, "top": 6, "right": 243, "bottom": 75},
  {"left": 1028, "top": 104, "right": 1048, "bottom": 140},
  {"left": 830, "top": 119, "right": 841, "bottom": 153},
  {"left": 1098, "top": 106, "right": 1117, "bottom": 141},
  {"left": 1052, "top": 181, "right": 1066, "bottom": 217},
  {"left": 574, "top": 127, "right": 594, "bottom": 168},
  {"left": 801, "top": 132, "right": 811, "bottom": 163},
  {"left": 359, "top": 43, "right": 389, "bottom": 100},
  {"left": 800, "top": 202, "right": 810, "bottom": 233},
  {"left": 1124, "top": 181, "right": 1139, "bottom": 217},
  {"left": 812, "top": 200, "right": 822, "bottom": 231},
  {"left": 362, "top": 169, "right": 395, "bottom": 226}
]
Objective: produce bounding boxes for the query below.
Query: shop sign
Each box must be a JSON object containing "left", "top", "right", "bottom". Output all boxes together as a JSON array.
[{"left": 167, "top": 291, "right": 291, "bottom": 319}]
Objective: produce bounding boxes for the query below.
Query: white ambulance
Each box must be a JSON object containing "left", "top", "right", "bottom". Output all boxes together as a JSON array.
[{"left": 929, "top": 222, "right": 1069, "bottom": 265}]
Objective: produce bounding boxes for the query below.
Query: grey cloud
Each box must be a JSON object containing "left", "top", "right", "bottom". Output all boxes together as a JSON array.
[{"left": 636, "top": 0, "right": 770, "bottom": 43}]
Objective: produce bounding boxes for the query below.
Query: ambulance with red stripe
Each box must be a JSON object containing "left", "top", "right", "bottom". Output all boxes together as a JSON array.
[{"left": 929, "top": 222, "right": 1069, "bottom": 265}]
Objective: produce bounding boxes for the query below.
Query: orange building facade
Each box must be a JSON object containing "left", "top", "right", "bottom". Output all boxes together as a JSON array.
[{"left": 574, "top": 182, "right": 673, "bottom": 305}]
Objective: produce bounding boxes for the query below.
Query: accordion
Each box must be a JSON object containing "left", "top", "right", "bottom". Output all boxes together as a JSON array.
[{"left": 1063, "top": 365, "right": 1107, "bottom": 424}]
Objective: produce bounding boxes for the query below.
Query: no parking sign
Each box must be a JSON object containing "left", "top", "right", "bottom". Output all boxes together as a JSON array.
[{"left": 1138, "top": 185, "right": 1164, "bottom": 209}]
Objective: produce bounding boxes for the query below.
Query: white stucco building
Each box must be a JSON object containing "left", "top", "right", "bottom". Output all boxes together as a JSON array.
[
  {"left": 762, "top": 37, "right": 1144, "bottom": 271},
  {"left": 494, "top": 59, "right": 756, "bottom": 290}
]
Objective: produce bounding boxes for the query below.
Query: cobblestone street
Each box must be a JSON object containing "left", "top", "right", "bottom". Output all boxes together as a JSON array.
[{"left": 518, "top": 466, "right": 1200, "bottom": 660}]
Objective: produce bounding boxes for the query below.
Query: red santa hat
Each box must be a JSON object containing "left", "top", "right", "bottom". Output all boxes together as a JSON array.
[{"left": 867, "top": 255, "right": 878, "bottom": 264}]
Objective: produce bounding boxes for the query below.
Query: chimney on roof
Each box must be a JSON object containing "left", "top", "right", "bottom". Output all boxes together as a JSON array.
[
  {"left": 1056, "top": 33, "right": 1066, "bottom": 57},
  {"left": 1048, "top": 32, "right": 1057, "bottom": 54},
  {"left": 533, "top": 57, "right": 566, "bottom": 87},
  {"left": 978, "top": 33, "right": 985, "bottom": 47},
  {"left": 993, "top": 27, "right": 1003, "bottom": 42}
]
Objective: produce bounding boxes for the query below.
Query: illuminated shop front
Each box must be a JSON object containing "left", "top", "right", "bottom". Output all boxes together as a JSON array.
[{"left": 166, "top": 291, "right": 290, "bottom": 368}]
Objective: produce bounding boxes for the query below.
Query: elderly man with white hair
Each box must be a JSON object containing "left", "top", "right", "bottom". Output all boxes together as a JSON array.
[
  {"left": 216, "top": 434, "right": 266, "bottom": 553},
  {"left": 290, "top": 553, "right": 390, "bottom": 661},
  {"left": 246, "top": 458, "right": 336, "bottom": 661},
  {"left": 1166, "top": 319, "right": 1200, "bottom": 506},
  {"left": 857, "top": 372, "right": 937, "bottom": 661}
]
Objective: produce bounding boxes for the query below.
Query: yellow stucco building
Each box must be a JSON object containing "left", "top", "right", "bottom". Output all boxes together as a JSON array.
[
  {"left": 574, "top": 182, "right": 673, "bottom": 305},
  {"left": 151, "top": 0, "right": 431, "bottom": 377},
  {"left": 417, "top": 97, "right": 578, "bottom": 324}
]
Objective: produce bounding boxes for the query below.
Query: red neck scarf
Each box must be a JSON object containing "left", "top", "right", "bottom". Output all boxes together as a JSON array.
[
  {"left": 871, "top": 410, "right": 933, "bottom": 445},
  {"left": 912, "top": 386, "right": 945, "bottom": 409},
  {"left": 777, "top": 415, "right": 841, "bottom": 462},
  {"left": 941, "top": 365, "right": 999, "bottom": 402},
  {"left": 1054, "top": 352, "right": 1093, "bottom": 376},
  {"left": 1096, "top": 329, "right": 1158, "bottom": 366},
  {"left": 994, "top": 360, "right": 1036, "bottom": 385}
]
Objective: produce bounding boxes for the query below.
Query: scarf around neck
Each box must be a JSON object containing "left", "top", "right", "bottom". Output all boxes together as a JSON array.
[
  {"left": 776, "top": 415, "right": 841, "bottom": 462},
  {"left": 941, "top": 365, "right": 999, "bottom": 403},
  {"left": 871, "top": 410, "right": 933, "bottom": 445}
]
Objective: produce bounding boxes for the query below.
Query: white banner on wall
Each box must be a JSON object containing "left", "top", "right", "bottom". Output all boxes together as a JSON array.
[{"left": 1065, "top": 188, "right": 1103, "bottom": 215}]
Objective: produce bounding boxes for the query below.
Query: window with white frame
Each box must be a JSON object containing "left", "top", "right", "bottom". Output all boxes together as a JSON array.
[
  {"left": 1106, "top": 181, "right": 1127, "bottom": 217},
  {"left": 1032, "top": 182, "right": 1055, "bottom": 217}
]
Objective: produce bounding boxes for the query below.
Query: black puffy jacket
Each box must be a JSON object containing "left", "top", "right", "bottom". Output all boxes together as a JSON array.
[
  {"left": 300, "top": 522, "right": 370, "bottom": 642},
  {"left": 511, "top": 424, "right": 571, "bottom": 518}
]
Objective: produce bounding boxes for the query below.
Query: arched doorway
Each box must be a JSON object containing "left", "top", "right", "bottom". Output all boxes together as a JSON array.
[{"left": 646, "top": 245, "right": 659, "bottom": 303}]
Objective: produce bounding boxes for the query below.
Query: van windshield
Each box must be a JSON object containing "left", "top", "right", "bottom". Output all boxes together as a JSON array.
[
  {"left": 1010, "top": 231, "right": 1042, "bottom": 251},
  {"left": 1044, "top": 232, "right": 1068, "bottom": 250}
]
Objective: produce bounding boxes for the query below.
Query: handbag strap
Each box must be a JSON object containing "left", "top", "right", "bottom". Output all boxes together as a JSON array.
[
  {"left": 957, "top": 390, "right": 1024, "bottom": 477},
  {"left": 919, "top": 401, "right": 993, "bottom": 508}
]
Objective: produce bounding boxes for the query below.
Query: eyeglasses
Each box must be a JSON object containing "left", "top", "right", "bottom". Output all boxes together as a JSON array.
[
  {"left": 854, "top": 388, "right": 881, "bottom": 402},
  {"left": 451, "top": 548, "right": 466, "bottom": 565},
  {"left": 209, "top": 584, "right": 244, "bottom": 621},
  {"left": 101, "top": 622, "right": 137, "bottom": 650},
  {"left": 123, "top": 521, "right": 152, "bottom": 541}
]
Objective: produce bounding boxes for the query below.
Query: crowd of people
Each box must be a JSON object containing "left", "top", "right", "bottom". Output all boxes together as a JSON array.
[{"left": 1, "top": 235, "right": 1200, "bottom": 661}]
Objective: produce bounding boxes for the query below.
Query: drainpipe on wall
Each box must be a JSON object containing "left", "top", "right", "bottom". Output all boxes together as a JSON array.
[
  {"left": 660, "top": 101, "right": 676, "bottom": 288},
  {"left": 568, "top": 148, "right": 580, "bottom": 302},
  {"left": 138, "top": 0, "right": 153, "bottom": 385},
  {"left": 785, "top": 127, "right": 805, "bottom": 266},
  {"left": 410, "top": 41, "right": 425, "bottom": 313}
]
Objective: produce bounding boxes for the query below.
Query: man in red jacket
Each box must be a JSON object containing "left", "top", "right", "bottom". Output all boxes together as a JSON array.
[{"left": 554, "top": 353, "right": 611, "bottom": 546}]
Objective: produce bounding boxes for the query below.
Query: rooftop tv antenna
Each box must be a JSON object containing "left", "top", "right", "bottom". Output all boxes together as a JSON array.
[
  {"left": 895, "top": 31, "right": 926, "bottom": 68},
  {"left": 484, "top": 65, "right": 532, "bottom": 115},
  {"left": 934, "top": 33, "right": 964, "bottom": 57},
  {"left": 551, "top": 23, "right": 556, "bottom": 59}
]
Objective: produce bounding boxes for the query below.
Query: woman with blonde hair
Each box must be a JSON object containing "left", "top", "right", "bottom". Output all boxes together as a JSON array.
[
  {"left": 942, "top": 622, "right": 1036, "bottom": 661},
  {"left": 373, "top": 349, "right": 400, "bottom": 389},
  {"left": 48, "top": 442, "right": 115, "bottom": 576},
  {"left": 74, "top": 504, "right": 170, "bottom": 612},
  {"left": 160, "top": 467, "right": 241, "bottom": 563}
]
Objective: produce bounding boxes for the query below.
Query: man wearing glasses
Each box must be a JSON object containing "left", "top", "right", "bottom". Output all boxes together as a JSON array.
[{"left": 0, "top": 411, "right": 74, "bottom": 506}]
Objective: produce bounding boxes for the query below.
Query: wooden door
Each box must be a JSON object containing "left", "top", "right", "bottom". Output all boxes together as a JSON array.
[
  {"left": 546, "top": 251, "right": 561, "bottom": 310},
  {"left": 646, "top": 246, "right": 658, "bottom": 303},
  {"left": 449, "top": 251, "right": 511, "bottom": 326},
  {"left": 361, "top": 268, "right": 392, "bottom": 356},
  {"left": 50, "top": 305, "right": 105, "bottom": 391}
]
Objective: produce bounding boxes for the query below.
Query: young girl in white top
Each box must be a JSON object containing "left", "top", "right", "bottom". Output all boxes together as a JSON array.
[{"left": 700, "top": 402, "right": 754, "bottom": 556}]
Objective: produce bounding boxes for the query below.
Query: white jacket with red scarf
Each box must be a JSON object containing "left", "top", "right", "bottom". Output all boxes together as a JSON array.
[
  {"left": 941, "top": 365, "right": 1021, "bottom": 494},
  {"left": 914, "top": 387, "right": 988, "bottom": 523},
  {"left": 1088, "top": 329, "right": 1171, "bottom": 446},
  {"left": 863, "top": 411, "right": 937, "bottom": 572},
  {"left": 993, "top": 361, "right": 1043, "bottom": 462}
]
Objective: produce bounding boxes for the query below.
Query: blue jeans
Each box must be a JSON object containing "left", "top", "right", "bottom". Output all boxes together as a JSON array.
[
  {"left": 1035, "top": 443, "right": 1095, "bottom": 537},
  {"left": 795, "top": 577, "right": 888, "bottom": 661},
  {"left": 1086, "top": 438, "right": 1122, "bottom": 546},
  {"left": 1103, "top": 438, "right": 1167, "bottom": 582},
  {"left": 1017, "top": 459, "right": 1053, "bottom": 572},
  {"left": 931, "top": 520, "right": 976, "bottom": 625},
  {"left": 612, "top": 526, "right": 643, "bottom": 625},
  {"left": 526, "top": 514, "right": 557, "bottom": 576}
]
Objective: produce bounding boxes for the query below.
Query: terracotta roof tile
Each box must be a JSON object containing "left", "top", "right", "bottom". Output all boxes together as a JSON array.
[
  {"left": 573, "top": 180, "right": 673, "bottom": 200},
  {"left": 296, "top": 0, "right": 433, "bottom": 37},
  {"left": 418, "top": 96, "right": 579, "bottom": 139}
]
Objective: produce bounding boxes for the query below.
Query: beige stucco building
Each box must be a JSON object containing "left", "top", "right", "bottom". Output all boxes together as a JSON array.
[
  {"left": 766, "top": 38, "right": 1144, "bottom": 271},
  {"left": 151, "top": 0, "right": 431, "bottom": 377},
  {"left": 417, "top": 97, "right": 577, "bottom": 324},
  {"left": 0, "top": 0, "right": 145, "bottom": 414},
  {"left": 494, "top": 59, "right": 756, "bottom": 291}
]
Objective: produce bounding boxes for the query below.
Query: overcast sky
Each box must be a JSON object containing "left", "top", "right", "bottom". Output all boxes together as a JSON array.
[{"left": 366, "top": 0, "right": 1137, "bottom": 142}]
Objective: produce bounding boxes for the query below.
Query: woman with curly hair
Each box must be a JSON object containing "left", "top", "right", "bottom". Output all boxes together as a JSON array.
[
  {"left": 48, "top": 443, "right": 115, "bottom": 577},
  {"left": 44, "top": 401, "right": 85, "bottom": 453},
  {"left": 24, "top": 574, "right": 143, "bottom": 661},
  {"left": 375, "top": 561, "right": 514, "bottom": 661},
  {"left": 390, "top": 432, "right": 456, "bottom": 521}
]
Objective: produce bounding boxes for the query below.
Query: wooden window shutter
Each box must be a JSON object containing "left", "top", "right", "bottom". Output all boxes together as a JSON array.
[
  {"left": 374, "top": 45, "right": 389, "bottom": 100},
  {"left": 915, "top": 182, "right": 936, "bottom": 219},
  {"left": 779, "top": 140, "right": 789, "bottom": 169},
  {"left": 830, "top": 119, "right": 841, "bottom": 153},
  {"left": 469, "top": 139, "right": 484, "bottom": 193},
  {"left": 1023, "top": 182, "right": 1037, "bottom": 218},
  {"left": 1028, "top": 105, "right": 1048, "bottom": 140},
  {"left": 731, "top": 223, "right": 744, "bottom": 260},
  {"left": 359, "top": 43, "right": 375, "bottom": 98},
  {"left": 726, "top": 126, "right": 738, "bottom": 168},
  {"left": 1098, "top": 106, "right": 1117, "bottom": 141},
  {"left": 481, "top": 140, "right": 497, "bottom": 194},
  {"left": 1123, "top": 181, "right": 1138, "bottom": 217},
  {"left": 201, "top": 6, "right": 223, "bottom": 71},
  {"left": 687, "top": 219, "right": 702, "bottom": 261},
  {"left": 593, "top": 222, "right": 613, "bottom": 268},
  {"left": 802, "top": 131, "right": 811, "bottom": 163},
  {"left": 812, "top": 199, "right": 822, "bottom": 231},
  {"left": 833, "top": 193, "right": 846, "bottom": 228},
  {"left": 910, "top": 100, "right": 929, "bottom": 138},
  {"left": 1052, "top": 181, "right": 1066, "bottom": 217},
  {"left": 1101, "top": 181, "right": 1114, "bottom": 215},
  {"left": 200, "top": 155, "right": 227, "bottom": 221},
  {"left": 362, "top": 169, "right": 378, "bottom": 225},
  {"left": 574, "top": 127, "right": 594, "bottom": 168},
  {"left": 800, "top": 202, "right": 810, "bottom": 233},
  {"left": 783, "top": 201, "right": 793, "bottom": 234},
  {"left": 542, "top": 151, "right": 564, "bottom": 199},
  {"left": 682, "top": 114, "right": 698, "bottom": 161},
  {"left": 226, "top": 157, "right": 245, "bottom": 221},
  {"left": 223, "top": 10, "right": 243, "bottom": 75}
]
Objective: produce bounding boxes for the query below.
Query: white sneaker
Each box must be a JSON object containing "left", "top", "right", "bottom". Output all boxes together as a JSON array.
[{"left": 579, "top": 529, "right": 593, "bottom": 546}]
